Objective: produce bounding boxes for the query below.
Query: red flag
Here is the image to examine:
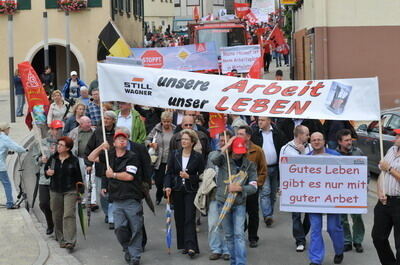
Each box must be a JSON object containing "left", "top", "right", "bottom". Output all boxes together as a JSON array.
[
  {"left": 268, "top": 25, "right": 289, "bottom": 55},
  {"left": 246, "top": 57, "right": 263, "bottom": 79},
  {"left": 18, "top": 61, "right": 49, "bottom": 129},
  {"left": 193, "top": 6, "right": 200, "bottom": 21},
  {"left": 209, "top": 113, "right": 226, "bottom": 138},
  {"left": 234, "top": 3, "right": 250, "bottom": 19}
]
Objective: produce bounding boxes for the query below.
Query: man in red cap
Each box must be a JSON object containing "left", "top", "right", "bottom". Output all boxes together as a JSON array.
[
  {"left": 211, "top": 135, "right": 258, "bottom": 265},
  {"left": 372, "top": 128, "right": 400, "bottom": 265},
  {"left": 88, "top": 131, "right": 144, "bottom": 265}
]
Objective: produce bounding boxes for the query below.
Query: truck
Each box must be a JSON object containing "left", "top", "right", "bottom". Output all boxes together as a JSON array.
[{"left": 188, "top": 20, "right": 248, "bottom": 55}]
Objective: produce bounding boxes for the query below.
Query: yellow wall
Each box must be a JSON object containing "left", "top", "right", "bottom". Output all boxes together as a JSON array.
[{"left": 0, "top": 0, "right": 142, "bottom": 90}]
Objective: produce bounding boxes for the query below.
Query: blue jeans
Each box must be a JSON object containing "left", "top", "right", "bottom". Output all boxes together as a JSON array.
[
  {"left": 208, "top": 200, "right": 229, "bottom": 255},
  {"left": 0, "top": 171, "right": 14, "bottom": 208},
  {"left": 95, "top": 176, "right": 114, "bottom": 221},
  {"left": 113, "top": 199, "right": 143, "bottom": 261},
  {"left": 218, "top": 202, "right": 247, "bottom": 265},
  {"left": 260, "top": 166, "right": 279, "bottom": 218},
  {"left": 309, "top": 213, "right": 344, "bottom": 264},
  {"left": 16, "top": 94, "right": 25, "bottom": 116},
  {"left": 292, "top": 212, "right": 310, "bottom": 246}
]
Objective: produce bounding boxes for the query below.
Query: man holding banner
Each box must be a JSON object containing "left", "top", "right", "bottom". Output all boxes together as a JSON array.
[
  {"left": 372, "top": 129, "right": 400, "bottom": 265},
  {"left": 307, "top": 132, "right": 344, "bottom": 265}
]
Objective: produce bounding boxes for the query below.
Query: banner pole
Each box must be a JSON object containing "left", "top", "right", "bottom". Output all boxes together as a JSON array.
[
  {"left": 99, "top": 101, "right": 110, "bottom": 169},
  {"left": 224, "top": 131, "right": 232, "bottom": 184}
]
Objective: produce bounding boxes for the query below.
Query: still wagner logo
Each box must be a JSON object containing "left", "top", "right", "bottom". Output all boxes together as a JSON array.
[{"left": 124, "top": 77, "right": 152, "bottom": 96}]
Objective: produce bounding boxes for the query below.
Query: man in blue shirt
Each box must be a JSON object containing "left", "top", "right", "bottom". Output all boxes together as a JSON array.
[
  {"left": 0, "top": 122, "right": 26, "bottom": 209},
  {"left": 308, "top": 132, "right": 344, "bottom": 265}
]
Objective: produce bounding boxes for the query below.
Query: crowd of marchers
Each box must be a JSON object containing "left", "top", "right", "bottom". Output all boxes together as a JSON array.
[{"left": 2, "top": 70, "right": 400, "bottom": 265}]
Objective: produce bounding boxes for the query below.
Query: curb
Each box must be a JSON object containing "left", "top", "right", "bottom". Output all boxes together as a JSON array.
[{"left": 8, "top": 132, "right": 49, "bottom": 265}]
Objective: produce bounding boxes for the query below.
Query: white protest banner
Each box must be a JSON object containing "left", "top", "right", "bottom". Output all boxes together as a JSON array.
[
  {"left": 97, "top": 63, "right": 380, "bottom": 120},
  {"left": 252, "top": 0, "right": 275, "bottom": 15},
  {"left": 279, "top": 155, "right": 368, "bottom": 214},
  {"left": 220, "top": 45, "right": 261, "bottom": 74}
]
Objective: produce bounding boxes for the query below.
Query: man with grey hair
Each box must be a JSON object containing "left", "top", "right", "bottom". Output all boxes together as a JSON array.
[
  {"left": 85, "top": 111, "right": 117, "bottom": 228},
  {"left": 76, "top": 86, "right": 90, "bottom": 107},
  {"left": 69, "top": 116, "right": 97, "bottom": 209}
]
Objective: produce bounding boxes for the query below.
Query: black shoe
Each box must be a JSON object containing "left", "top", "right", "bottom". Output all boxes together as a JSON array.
[
  {"left": 222, "top": 254, "right": 230, "bottom": 260},
  {"left": 334, "top": 254, "right": 344, "bottom": 264},
  {"left": 188, "top": 249, "right": 196, "bottom": 258},
  {"left": 109, "top": 223, "right": 115, "bottom": 230},
  {"left": 343, "top": 244, "right": 352, "bottom": 252},
  {"left": 90, "top": 204, "right": 99, "bottom": 211},
  {"left": 129, "top": 259, "right": 140, "bottom": 265},
  {"left": 249, "top": 241, "right": 258, "bottom": 248},
  {"left": 105, "top": 215, "right": 109, "bottom": 223},
  {"left": 46, "top": 227, "right": 54, "bottom": 235},
  {"left": 124, "top": 251, "right": 131, "bottom": 263},
  {"left": 354, "top": 243, "right": 364, "bottom": 253},
  {"left": 264, "top": 217, "right": 273, "bottom": 228}
]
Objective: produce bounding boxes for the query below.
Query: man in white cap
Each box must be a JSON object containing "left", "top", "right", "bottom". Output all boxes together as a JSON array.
[
  {"left": 62, "top": 70, "right": 87, "bottom": 101},
  {"left": 0, "top": 122, "right": 26, "bottom": 209}
]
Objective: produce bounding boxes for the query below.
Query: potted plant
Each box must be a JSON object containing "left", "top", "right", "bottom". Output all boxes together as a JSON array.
[
  {"left": 58, "top": 0, "right": 87, "bottom": 12},
  {"left": 0, "top": 0, "right": 17, "bottom": 15}
]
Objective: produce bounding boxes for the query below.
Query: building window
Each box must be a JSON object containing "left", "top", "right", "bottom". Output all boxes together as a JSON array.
[
  {"left": 88, "top": 0, "right": 102, "bottom": 7},
  {"left": 17, "top": 0, "right": 31, "bottom": 10},
  {"left": 186, "top": 0, "right": 199, "bottom": 6},
  {"left": 213, "top": 0, "right": 224, "bottom": 6},
  {"left": 174, "top": 0, "right": 180, "bottom": 7},
  {"left": 125, "top": 0, "right": 131, "bottom": 15},
  {"left": 45, "top": 0, "right": 58, "bottom": 9}
]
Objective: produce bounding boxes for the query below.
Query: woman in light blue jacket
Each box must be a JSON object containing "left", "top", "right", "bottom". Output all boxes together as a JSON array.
[{"left": 0, "top": 122, "right": 26, "bottom": 209}]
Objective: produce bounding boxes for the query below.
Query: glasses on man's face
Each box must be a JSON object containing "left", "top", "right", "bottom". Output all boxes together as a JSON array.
[{"left": 183, "top": 124, "right": 193, "bottom": 127}]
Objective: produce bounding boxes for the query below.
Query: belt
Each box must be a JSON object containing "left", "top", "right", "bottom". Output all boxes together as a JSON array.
[{"left": 386, "top": 195, "right": 400, "bottom": 199}]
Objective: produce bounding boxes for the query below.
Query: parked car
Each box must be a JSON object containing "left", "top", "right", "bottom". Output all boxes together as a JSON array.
[{"left": 355, "top": 108, "right": 400, "bottom": 175}]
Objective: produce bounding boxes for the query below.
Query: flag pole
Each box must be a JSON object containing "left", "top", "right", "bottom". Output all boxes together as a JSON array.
[
  {"left": 378, "top": 117, "right": 385, "bottom": 196},
  {"left": 224, "top": 130, "right": 232, "bottom": 184},
  {"left": 99, "top": 101, "right": 110, "bottom": 169}
]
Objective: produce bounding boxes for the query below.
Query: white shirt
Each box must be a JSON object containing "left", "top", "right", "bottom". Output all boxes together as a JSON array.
[
  {"left": 261, "top": 126, "right": 278, "bottom": 165},
  {"left": 176, "top": 111, "right": 184, "bottom": 125},
  {"left": 383, "top": 146, "right": 400, "bottom": 196},
  {"left": 280, "top": 140, "right": 312, "bottom": 157},
  {"left": 116, "top": 113, "right": 132, "bottom": 135},
  {"left": 182, "top": 156, "right": 189, "bottom": 170}
]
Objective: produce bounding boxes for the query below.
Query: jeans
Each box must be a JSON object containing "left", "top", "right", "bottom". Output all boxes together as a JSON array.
[
  {"left": 372, "top": 199, "right": 400, "bottom": 265},
  {"left": 260, "top": 166, "right": 279, "bottom": 218},
  {"left": 208, "top": 200, "right": 229, "bottom": 255},
  {"left": 0, "top": 171, "right": 14, "bottom": 208},
  {"left": 342, "top": 214, "right": 365, "bottom": 245},
  {"left": 309, "top": 213, "right": 344, "bottom": 264},
  {"left": 16, "top": 94, "right": 25, "bottom": 116},
  {"left": 292, "top": 212, "right": 310, "bottom": 246},
  {"left": 218, "top": 202, "right": 247, "bottom": 265},
  {"left": 114, "top": 199, "right": 143, "bottom": 261}
]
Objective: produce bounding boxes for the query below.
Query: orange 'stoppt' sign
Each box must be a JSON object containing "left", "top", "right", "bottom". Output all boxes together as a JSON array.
[{"left": 141, "top": 50, "right": 164, "bottom": 68}]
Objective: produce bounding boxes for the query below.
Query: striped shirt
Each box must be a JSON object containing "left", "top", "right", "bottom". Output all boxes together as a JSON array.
[{"left": 383, "top": 146, "right": 400, "bottom": 196}]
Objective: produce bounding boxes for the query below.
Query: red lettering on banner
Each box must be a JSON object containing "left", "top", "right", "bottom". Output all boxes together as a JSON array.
[
  {"left": 215, "top": 96, "right": 229, "bottom": 111},
  {"left": 232, "top": 98, "right": 252, "bottom": 112},
  {"left": 285, "top": 101, "right": 311, "bottom": 115},
  {"left": 246, "top": 84, "right": 265, "bottom": 94},
  {"left": 263, "top": 82, "right": 281, "bottom": 95},
  {"left": 270, "top": 100, "right": 290, "bottom": 114},
  {"left": 222, "top": 80, "right": 248, "bottom": 93},
  {"left": 249, "top": 99, "right": 270, "bottom": 113},
  {"left": 310, "top": 82, "right": 324, "bottom": 97},
  {"left": 297, "top": 81, "right": 313, "bottom": 96},
  {"left": 324, "top": 194, "right": 359, "bottom": 204},
  {"left": 281, "top": 86, "right": 298, "bottom": 96}
]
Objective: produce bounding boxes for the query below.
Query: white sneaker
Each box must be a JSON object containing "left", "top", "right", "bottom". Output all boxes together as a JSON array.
[{"left": 296, "top": 244, "right": 305, "bottom": 252}]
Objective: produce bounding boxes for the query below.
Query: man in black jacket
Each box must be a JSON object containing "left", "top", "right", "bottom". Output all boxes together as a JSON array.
[
  {"left": 251, "top": 117, "right": 287, "bottom": 227},
  {"left": 277, "top": 118, "right": 324, "bottom": 141},
  {"left": 84, "top": 111, "right": 116, "bottom": 226},
  {"left": 88, "top": 131, "right": 144, "bottom": 265}
]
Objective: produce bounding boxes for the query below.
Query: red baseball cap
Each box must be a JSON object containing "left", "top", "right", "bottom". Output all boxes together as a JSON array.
[
  {"left": 114, "top": 131, "right": 129, "bottom": 140},
  {"left": 232, "top": 137, "right": 247, "bottom": 154},
  {"left": 394, "top": 129, "right": 400, "bottom": 135},
  {"left": 49, "top": 120, "right": 64, "bottom": 129}
]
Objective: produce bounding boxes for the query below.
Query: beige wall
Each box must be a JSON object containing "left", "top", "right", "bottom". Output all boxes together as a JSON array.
[
  {"left": 114, "top": 15, "right": 144, "bottom": 48},
  {"left": 0, "top": 1, "right": 142, "bottom": 90},
  {"left": 144, "top": 0, "right": 174, "bottom": 32},
  {"left": 295, "top": 0, "right": 400, "bottom": 31}
]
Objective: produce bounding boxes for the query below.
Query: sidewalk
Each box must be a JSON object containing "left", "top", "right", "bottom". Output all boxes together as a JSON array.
[{"left": 0, "top": 90, "right": 80, "bottom": 265}]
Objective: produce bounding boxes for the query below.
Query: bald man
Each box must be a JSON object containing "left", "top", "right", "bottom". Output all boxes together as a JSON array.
[{"left": 307, "top": 132, "right": 344, "bottom": 265}]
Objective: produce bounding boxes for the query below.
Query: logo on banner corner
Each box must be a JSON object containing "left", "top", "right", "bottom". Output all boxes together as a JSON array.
[{"left": 124, "top": 76, "right": 153, "bottom": 96}]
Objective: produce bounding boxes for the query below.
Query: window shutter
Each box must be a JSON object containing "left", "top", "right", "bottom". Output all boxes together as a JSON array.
[
  {"left": 45, "top": 0, "right": 58, "bottom": 9},
  {"left": 17, "top": 0, "right": 31, "bottom": 10},
  {"left": 88, "top": 0, "right": 102, "bottom": 7}
]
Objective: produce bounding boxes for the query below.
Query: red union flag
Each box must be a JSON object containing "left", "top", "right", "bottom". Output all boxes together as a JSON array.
[
  {"left": 234, "top": 3, "right": 250, "bottom": 19},
  {"left": 268, "top": 25, "right": 289, "bottom": 55},
  {"left": 246, "top": 57, "right": 263, "bottom": 79},
  {"left": 141, "top": 50, "right": 164, "bottom": 68},
  {"left": 209, "top": 113, "right": 225, "bottom": 138}
]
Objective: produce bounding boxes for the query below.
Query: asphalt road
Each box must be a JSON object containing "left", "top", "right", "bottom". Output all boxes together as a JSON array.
[{"left": 20, "top": 149, "right": 384, "bottom": 265}]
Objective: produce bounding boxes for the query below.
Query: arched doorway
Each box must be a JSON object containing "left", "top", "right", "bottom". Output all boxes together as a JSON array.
[{"left": 31, "top": 45, "right": 80, "bottom": 90}]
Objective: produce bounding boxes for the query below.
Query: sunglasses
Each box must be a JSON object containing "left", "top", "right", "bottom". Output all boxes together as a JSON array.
[{"left": 183, "top": 123, "right": 193, "bottom": 127}]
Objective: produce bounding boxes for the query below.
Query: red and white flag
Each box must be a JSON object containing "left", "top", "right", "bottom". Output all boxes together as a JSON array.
[
  {"left": 268, "top": 25, "right": 289, "bottom": 55},
  {"left": 234, "top": 2, "right": 250, "bottom": 18},
  {"left": 246, "top": 57, "right": 263, "bottom": 79}
]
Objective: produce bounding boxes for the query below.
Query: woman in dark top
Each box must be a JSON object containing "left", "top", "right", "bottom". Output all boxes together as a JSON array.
[
  {"left": 45, "top": 136, "right": 82, "bottom": 250},
  {"left": 165, "top": 129, "right": 205, "bottom": 258}
]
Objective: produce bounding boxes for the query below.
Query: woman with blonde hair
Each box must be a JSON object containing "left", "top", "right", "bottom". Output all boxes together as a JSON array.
[
  {"left": 63, "top": 103, "right": 86, "bottom": 135},
  {"left": 47, "top": 90, "right": 69, "bottom": 126}
]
